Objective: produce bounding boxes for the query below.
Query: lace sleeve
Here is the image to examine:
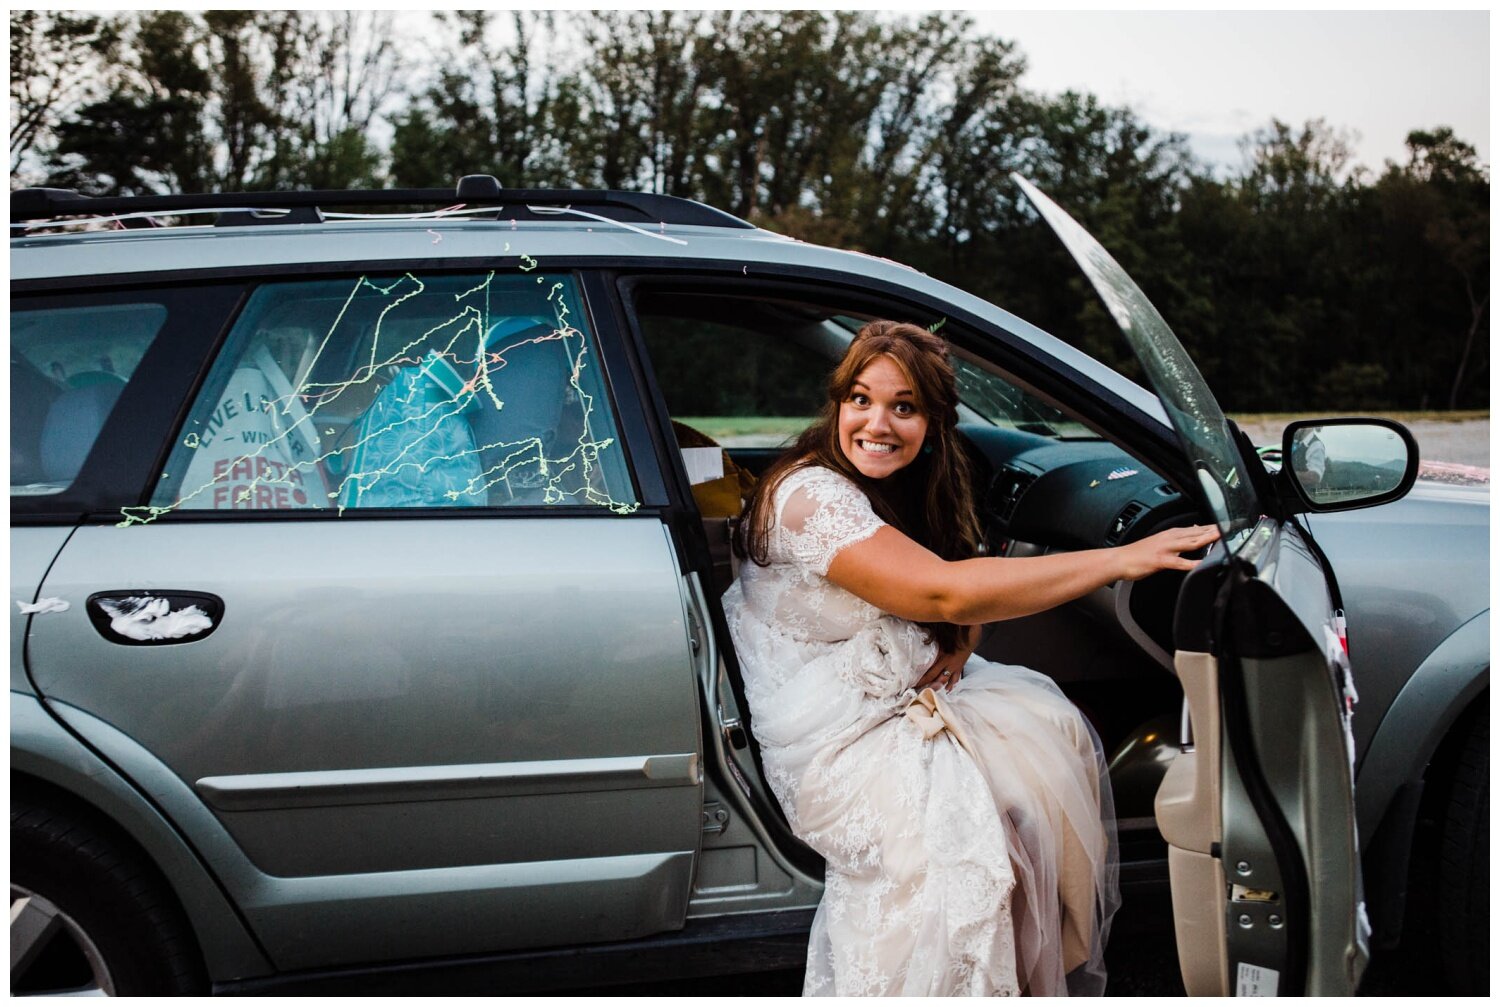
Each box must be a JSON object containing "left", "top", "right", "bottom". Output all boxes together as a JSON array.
[{"left": 774, "top": 467, "right": 886, "bottom": 576}]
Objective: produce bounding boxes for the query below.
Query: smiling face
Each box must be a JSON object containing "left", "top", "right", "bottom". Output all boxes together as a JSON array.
[{"left": 838, "top": 354, "right": 929, "bottom": 479}]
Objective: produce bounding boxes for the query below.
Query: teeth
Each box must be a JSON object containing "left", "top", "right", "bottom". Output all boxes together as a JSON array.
[{"left": 860, "top": 441, "right": 896, "bottom": 454}]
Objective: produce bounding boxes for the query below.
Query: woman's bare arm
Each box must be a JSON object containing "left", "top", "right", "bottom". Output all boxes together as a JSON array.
[{"left": 826, "top": 523, "right": 1220, "bottom": 626}]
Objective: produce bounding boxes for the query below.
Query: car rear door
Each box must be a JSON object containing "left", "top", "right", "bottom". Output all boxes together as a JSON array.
[
  {"left": 1018, "top": 176, "right": 1369, "bottom": 996},
  {"left": 20, "top": 267, "right": 704, "bottom": 972}
]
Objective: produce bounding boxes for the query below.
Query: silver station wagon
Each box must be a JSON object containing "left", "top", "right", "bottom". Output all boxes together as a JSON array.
[{"left": 10, "top": 178, "right": 1488, "bottom": 995}]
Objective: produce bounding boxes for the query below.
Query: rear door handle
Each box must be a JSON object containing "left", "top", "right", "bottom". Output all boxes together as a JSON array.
[{"left": 86, "top": 591, "right": 223, "bottom": 645}]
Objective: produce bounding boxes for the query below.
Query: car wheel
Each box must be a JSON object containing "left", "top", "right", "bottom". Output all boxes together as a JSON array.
[
  {"left": 11, "top": 794, "right": 206, "bottom": 995},
  {"left": 1437, "top": 703, "right": 1488, "bottom": 994}
]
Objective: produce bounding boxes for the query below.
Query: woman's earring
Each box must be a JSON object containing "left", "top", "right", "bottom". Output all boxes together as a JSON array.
[{"left": 922, "top": 441, "right": 934, "bottom": 455}]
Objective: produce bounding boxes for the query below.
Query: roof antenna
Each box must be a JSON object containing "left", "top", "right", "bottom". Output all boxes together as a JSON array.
[{"left": 455, "top": 175, "right": 502, "bottom": 200}]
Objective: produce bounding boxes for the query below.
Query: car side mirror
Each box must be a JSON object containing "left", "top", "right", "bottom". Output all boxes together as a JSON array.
[{"left": 1279, "top": 418, "right": 1420, "bottom": 512}]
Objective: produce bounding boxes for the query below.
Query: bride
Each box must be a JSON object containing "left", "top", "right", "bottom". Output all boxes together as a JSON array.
[{"left": 722, "top": 321, "right": 1217, "bottom": 996}]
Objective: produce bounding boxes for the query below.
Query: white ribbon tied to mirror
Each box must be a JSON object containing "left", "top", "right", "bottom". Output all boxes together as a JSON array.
[{"left": 96, "top": 596, "right": 213, "bottom": 642}]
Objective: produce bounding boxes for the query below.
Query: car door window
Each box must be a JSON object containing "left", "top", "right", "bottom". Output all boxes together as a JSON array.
[
  {"left": 637, "top": 299, "right": 829, "bottom": 448},
  {"left": 145, "top": 271, "right": 635, "bottom": 518},
  {"left": 638, "top": 293, "right": 1081, "bottom": 449},
  {"left": 1013, "top": 176, "right": 1257, "bottom": 550},
  {"left": 12, "top": 302, "right": 168, "bottom": 496}
]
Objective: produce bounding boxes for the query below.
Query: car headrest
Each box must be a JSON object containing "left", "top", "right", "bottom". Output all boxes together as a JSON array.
[
  {"left": 40, "top": 381, "right": 124, "bottom": 484},
  {"left": 11, "top": 357, "right": 62, "bottom": 487}
]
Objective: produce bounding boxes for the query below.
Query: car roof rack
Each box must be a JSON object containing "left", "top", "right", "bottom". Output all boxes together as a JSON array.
[{"left": 10, "top": 175, "right": 755, "bottom": 232}]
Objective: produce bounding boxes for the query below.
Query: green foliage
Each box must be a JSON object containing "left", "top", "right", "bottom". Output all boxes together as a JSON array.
[
  {"left": 11, "top": 11, "right": 1487, "bottom": 412},
  {"left": 10, "top": 10, "right": 121, "bottom": 174},
  {"left": 1367, "top": 128, "right": 1490, "bottom": 408},
  {"left": 642, "top": 316, "right": 829, "bottom": 418},
  {"left": 39, "top": 11, "right": 394, "bottom": 193},
  {"left": 391, "top": 13, "right": 573, "bottom": 189},
  {"left": 1312, "top": 362, "right": 1391, "bottom": 411}
]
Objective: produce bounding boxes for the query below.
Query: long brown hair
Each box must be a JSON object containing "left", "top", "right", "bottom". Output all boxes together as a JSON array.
[{"left": 737, "top": 320, "right": 983, "bottom": 652}]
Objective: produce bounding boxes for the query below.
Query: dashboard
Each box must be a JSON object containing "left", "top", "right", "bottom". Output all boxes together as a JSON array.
[
  {"left": 959, "top": 423, "right": 1200, "bottom": 667},
  {"left": 960, "top": 424, "right": 1192, "bottom": 551}
]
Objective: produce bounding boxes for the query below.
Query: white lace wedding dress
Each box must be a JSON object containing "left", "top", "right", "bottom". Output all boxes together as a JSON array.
[{"left": 723, "top": 465, "right": 1118, "bottom": 996}]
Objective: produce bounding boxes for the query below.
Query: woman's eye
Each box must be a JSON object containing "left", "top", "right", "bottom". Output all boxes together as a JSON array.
[
  {"left": 895, "top": 403, "right": 915, "bottom": 415},
  {"left": 850, "top": 394, "right": 869, "bottom": 406}
]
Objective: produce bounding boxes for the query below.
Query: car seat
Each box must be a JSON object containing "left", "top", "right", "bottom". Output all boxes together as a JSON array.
[
  {"left": 11, "top": 354, "right": 63, "bottom": 487},
  {"left": 466, "top": 316, "right": 567, "bottom": 504},
  {"left": 38, "top": 377, "right": 125, "bottom": 486}
]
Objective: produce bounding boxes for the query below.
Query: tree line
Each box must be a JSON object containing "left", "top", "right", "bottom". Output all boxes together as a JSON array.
[{"left": 11, "top": 10, "right": 1488, "bottom": 411}]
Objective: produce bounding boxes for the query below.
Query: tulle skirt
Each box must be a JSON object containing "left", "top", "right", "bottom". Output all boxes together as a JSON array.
[{"left": 797, "top": 657, "right": 1119, "bottom": 997}]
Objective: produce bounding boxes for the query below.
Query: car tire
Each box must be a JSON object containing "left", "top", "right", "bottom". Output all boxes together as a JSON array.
[
  {"left": 11, "top": 793, "right": 206, "bottom": 995},
  {"left": 1436, "top": 703, "right": 1488, "bottom": 994}
]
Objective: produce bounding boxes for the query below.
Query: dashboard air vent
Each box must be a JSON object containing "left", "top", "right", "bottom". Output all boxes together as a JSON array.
[
  {"left": 989, "top": 467, "right": 1038, "bottom": 523},
  {"left": 1105, "top": 501, "right": 1147, "bottom": 546}
]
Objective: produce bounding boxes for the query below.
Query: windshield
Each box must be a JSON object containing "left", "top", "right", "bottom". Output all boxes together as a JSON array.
[
  {"left": 950, "top": 355, "right": 1096, "bottom": 438},
  {"left": 1013, "top": 174, "right": 1259, "bottom": 550}
]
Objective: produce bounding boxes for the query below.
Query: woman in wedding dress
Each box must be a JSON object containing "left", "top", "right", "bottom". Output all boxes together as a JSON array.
[{"left": 722, "top": 321, "right": 1218, "bottom": 996}]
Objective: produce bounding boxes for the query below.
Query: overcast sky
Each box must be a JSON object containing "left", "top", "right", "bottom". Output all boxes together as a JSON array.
[{"left": 964, "top": 10, "right": 1489, "bottom": 174}]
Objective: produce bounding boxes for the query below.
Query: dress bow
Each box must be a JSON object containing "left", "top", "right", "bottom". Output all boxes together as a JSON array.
[{"left": 904, "top": 686, "right": 976, "bottom": 755}]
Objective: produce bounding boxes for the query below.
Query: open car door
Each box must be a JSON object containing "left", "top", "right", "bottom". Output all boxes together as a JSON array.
[{"left": 1017, "top": 176, "right": 1386, "bottom": 996}]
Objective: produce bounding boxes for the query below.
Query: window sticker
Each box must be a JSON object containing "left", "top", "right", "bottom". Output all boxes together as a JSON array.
[
  {"left": 1235, "top": 961, "right": 1279, "bottom": 996},
  {"left": 173, "top": 345, "right": 328, "bottom": 511}
]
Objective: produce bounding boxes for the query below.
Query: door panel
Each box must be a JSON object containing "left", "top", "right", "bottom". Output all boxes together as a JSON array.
[
  {"left": 1167, "top": 845, "right": 1228, "bottom": 995},
  {"left": 11, "top": 527, "right": 75, "bottom": 693},
  {"left": 28, "top": 517, "right": 703, "bottom": 966},
  {"left": 1227, "top": 646, "right": 1365, "bottom": 996},
  {"left": 1221, "top": 522, "right": 1367, "bottom": 995},
  {"left": 1155, "top": 652, "right": 1222, "bottom": 854},
  {"left": 239, "top": 850, "right": 695, "bottom": 971},
  {"left": 1155, "top": 650, "right": 1227, "bottom": 995},
  {"left": 1167, "top": 520, "right": 1367, "bottom": 996}
]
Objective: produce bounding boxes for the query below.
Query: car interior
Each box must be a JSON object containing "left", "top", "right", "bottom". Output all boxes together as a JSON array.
[
  {"left": 10, "top": 304, "right": 165, "bottom": 496},
  {"left": 631, "top": 285, "right": 1210, "bottom": 878}
]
